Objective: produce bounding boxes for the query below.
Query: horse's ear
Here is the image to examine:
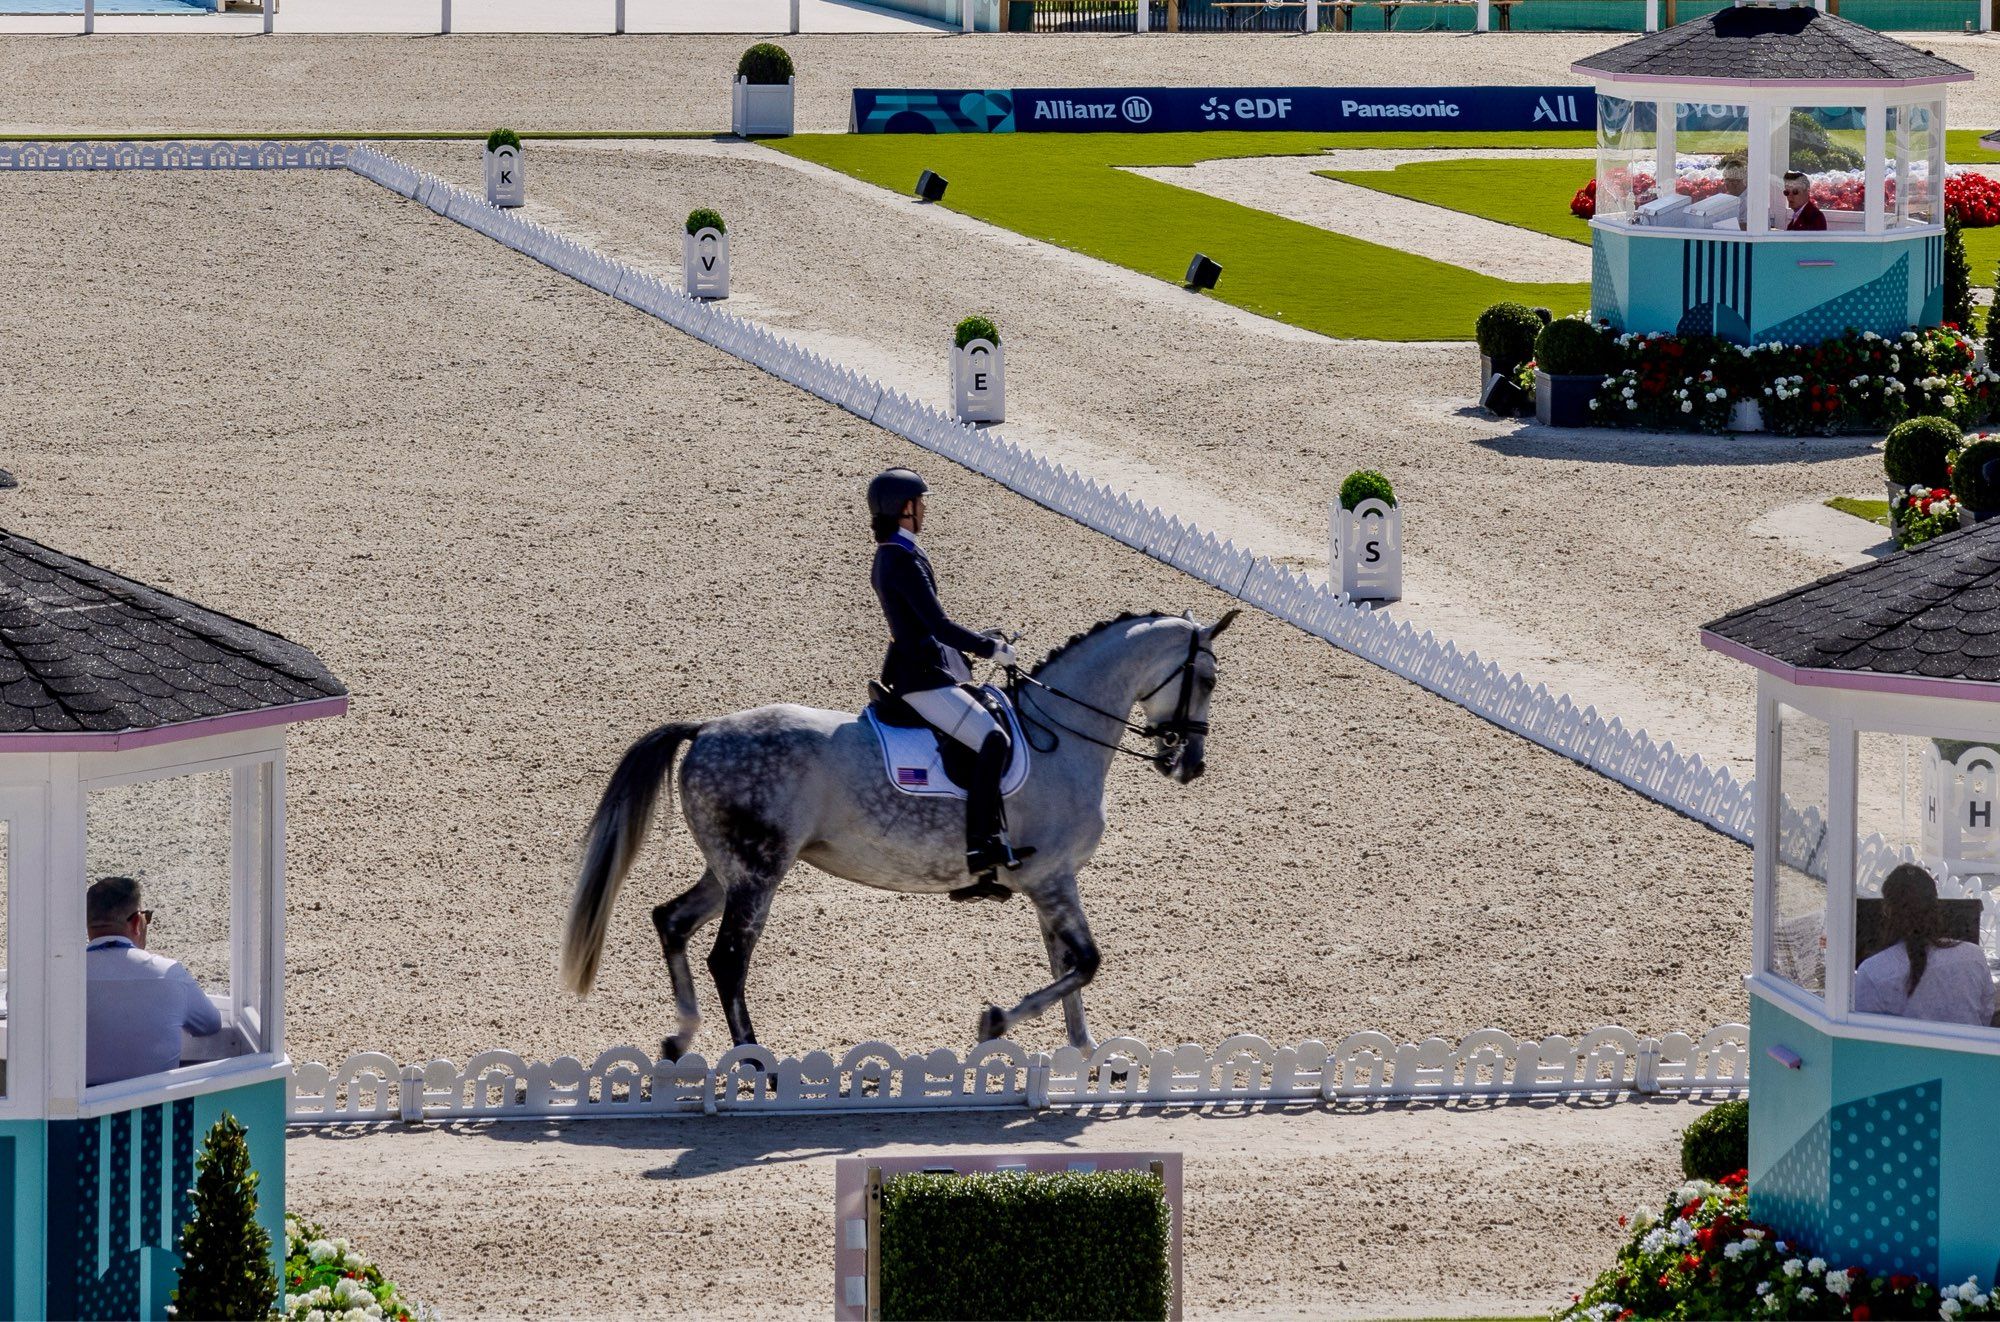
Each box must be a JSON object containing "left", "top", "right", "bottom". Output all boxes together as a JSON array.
[{"left": 1207, "top": 608, "right": 1242, "bottom": 640}]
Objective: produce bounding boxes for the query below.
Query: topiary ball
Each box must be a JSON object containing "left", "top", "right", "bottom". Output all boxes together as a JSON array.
[
  {"left": 1954, "top": 436, "right": 2000, "bottom": 513},
  {"left": 686, "top": 207, "right": 727, "bottom": 236},
  {"left": 485, "top": 128, "right": 521, "bottom": 153},
  {"left": 1339, "top": 469, "right": 1396, "bottom": 511},
  {"left": 737, "top": 42, "right": 794, "bottom": 84},
  {"left": 1884, "top": 416, "right": 1961, "bottom": 488},
  {"left": 1475, "top": 302, "right": 1542, "bottom": 370},
  {"left": 1680, "top": 1098, "right": 1748, "bottom": 1182},
  {"left": 955, "top": 314, "right": 1001, "bottom": 349},
  {"left": 1534, "top": 316, "right": 1613, "bottom": 377}
]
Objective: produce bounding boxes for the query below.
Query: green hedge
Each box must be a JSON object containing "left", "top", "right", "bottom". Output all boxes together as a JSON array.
[
  {"left": 1679, "top": 1097, "right": 1748, "bottom": 1181},
  {"left": 485, "top": 127, "right": 521, "bottom": 153},
  {"left": 881, "top": 1170, "right": 1171, "bottom": 1321}
]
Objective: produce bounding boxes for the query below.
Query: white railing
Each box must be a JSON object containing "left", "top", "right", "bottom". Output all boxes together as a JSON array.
[
  {"left": 0, "top": 140, "right": 350, "bottom": 171},
  {"left": 287, "top": 1023, "right": 1749, "bottom": 1124},
  {"left": 340, "top": 145, "right": 1772, "bottom": 851}
]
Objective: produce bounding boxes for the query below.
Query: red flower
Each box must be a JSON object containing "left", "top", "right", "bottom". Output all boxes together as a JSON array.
[
  {"left": 1682, "top": 1253, "right": 1701, "bottom": 1272},
  {"left": 1658, "top": 1274, "right": 1672, "bottom": 1289},
  {"left": 1853, "top": 1309, "right": 1873, "bottom": 1321}
]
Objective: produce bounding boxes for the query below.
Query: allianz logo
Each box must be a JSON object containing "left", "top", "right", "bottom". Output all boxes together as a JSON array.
[
  {"left": 1032, "top": 98, "right": 1154, "bottom": 122},
  {"left": 1200, "top": 95, "right": 1296, "bottom": 122}
]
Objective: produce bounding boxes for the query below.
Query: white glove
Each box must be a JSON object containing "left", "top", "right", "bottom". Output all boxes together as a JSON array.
[{"left": 988, "top": 639, "right": 1017, "bottom": 668}]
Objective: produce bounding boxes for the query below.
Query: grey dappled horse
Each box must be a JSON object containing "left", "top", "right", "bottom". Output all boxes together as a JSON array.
[{"left": 561, "top": 609, "right": 1239, "bottom": 1058}]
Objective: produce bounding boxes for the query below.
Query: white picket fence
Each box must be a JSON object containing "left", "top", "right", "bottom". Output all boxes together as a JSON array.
[
  {"left": 287, "top": 1023, "right": 1749, "bottom": 1124},
  {"left": 342, "top": 144, "right": 1770, "bottom": 853},
  {"left": 0, "top": 140, "right": 350, "bottom": 171}
]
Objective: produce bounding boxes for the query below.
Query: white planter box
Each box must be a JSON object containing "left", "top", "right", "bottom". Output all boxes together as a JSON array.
[
  {"left": 484, "top": 144, "right": 524, "bottom": 208},
  {"left": 952, "top": 339, "right": 1004, "bottom": 424},
  {"left": 1727, "top": 398, "right": 1763, "bottom": 433},
  {"left": 1330, "top": 497, "right": 1402, "bottom": 603},
  {"left": 683, "top": 228, "right": 729, "bottom": 300},
  {"left": 732, "top": 77, "right": 795, "bottom": 137}
]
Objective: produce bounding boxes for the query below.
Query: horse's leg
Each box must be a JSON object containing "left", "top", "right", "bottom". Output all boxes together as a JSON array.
[
  {"left": 1037, "top": 890, "right": 1097, "bottom": 1052},
  {"left": 706, "top": 880, "right": 779, "bottom": 1047},
  {"left": 978, "top": 878, "right": 1100, "bottom": 1043},
  {"left": 652, "top": 870, "right": 724, "bottom": 1061}
]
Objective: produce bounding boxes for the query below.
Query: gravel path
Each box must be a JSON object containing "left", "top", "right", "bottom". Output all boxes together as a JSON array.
[
  {"left": 394, "top": 137, "right": 1889, "bottom": 780},
  {"left": 8, "top": 31, "right": 2000, "bottom": 136},
  {"left": 289, "top": 1094, "right": 1713, "bottom": 1320},
  {"left": 1123, "top": 154, "right": 1588, "bottom": 281}
]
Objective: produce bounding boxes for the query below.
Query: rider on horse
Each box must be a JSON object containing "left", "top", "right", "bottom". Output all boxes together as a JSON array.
[{"left": 866, "top": 467, "right": 1034, "bottom": 881}]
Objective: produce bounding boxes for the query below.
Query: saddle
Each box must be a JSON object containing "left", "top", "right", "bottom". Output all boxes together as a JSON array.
[{"left": 862, "top": 682, "right": 1031, "bottom": 800}]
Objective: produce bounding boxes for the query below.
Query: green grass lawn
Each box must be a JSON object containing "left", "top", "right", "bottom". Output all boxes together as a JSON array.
[
  {"left": 767, "top": 132, "right": 1590, "bottom": 342},
  {"left": 1321, "top": 157, "right": 1593, "bottom": 245},
  {"left": 1827, "top": 496, "right": 1891, "bottom": 527}
]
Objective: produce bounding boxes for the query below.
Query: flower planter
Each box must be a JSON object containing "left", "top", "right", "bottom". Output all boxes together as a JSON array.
[
  {"left": 952, "top": 339, "right": 1004, "bottom": 424},
  {"left": 1480, "top": 354, "right": 1530, "bottom": 417},
  {"left": 732, "top": 77, "right": 795, "bottom": 137},
  {"left": 484, "top": 144, "right": 524, "bottom": 209},
  {"left": 683, "top": 228, "right": 729, "bottom": 300},
  {"left": 1330, "top": 497, "right": 1402, "bottom": 603},
  {"left": 1533, "top": 370, "right": 1600, "bottom": 428},
  {"left": 1729, "top": 399, "right": 1764, "bottom": 433}
]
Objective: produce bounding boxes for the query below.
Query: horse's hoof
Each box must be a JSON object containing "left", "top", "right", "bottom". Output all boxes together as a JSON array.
[
  {"left": 662, "top": 1034, "right": 688, "bottom": 1062},
  {"left": 977, "top": 1005, "right": 1007, "bottom": 1044}
]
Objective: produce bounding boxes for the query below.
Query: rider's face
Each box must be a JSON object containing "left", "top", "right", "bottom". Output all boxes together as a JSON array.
[{"left": 905, "top": 495, "right": 926, "bottom": 534}]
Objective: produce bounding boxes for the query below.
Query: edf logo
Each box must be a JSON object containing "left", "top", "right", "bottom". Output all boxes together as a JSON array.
[
  {"left": 1533, "top": 94, "right": 1582, "bottom": 124},
  {"left": 1201, "top": 95, "right": 1292, "bottom": 123},
  {"left": 1120, "top": 96, "right": 1153, "bottom": 124}
]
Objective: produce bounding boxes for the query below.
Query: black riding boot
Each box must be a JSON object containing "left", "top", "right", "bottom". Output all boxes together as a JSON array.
[{"left": 962, "top": 728, "right": 1034, "bottom": 884}]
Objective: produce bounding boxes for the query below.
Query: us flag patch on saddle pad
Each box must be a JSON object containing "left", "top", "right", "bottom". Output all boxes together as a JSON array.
[{"left": 896, "top": 766, "right": 929, "bottom": 787}]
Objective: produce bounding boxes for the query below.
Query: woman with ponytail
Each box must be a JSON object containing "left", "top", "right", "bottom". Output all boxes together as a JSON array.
[{"left": 1854, "top": 864, "right": 1996, "bottom": 1026}]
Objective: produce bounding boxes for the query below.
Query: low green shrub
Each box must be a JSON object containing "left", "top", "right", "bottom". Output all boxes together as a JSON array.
[
  {"left": 1534, "top": 315, "right": 1613, "bottom": 377},
  {"left": 1339, "top": 469, "right": 1396, "bottom": 510},
  {"left": 1947, "top": 215, "right": 1974, "bottom": 330},
  {"left": 1883, "top": 415, "right": 1961, "bottom": 488},
  {"left": 1954, "top": 436, "right": 2000, "bottom": 512},
  {"left": 955, "top": 314, "right": 1001, "bottom": 349},
  {"left": 685, "top": 207, "right": 727, "bottom": 236},
  {"left": 484, "top": 128, "right": 521, "bottom": 153},
  {"left": 1679, "top": 1097, "right": 1748, "bottom": 1181},
  {"left": 737, "top": 42, "right": 794, "bottom": 84},
  {"left": 880, "top": 1170, "right": 1171, "bottom": 1321},
  {"left": 1474, "top": 301, "right": 1542, "bottom": 370}
]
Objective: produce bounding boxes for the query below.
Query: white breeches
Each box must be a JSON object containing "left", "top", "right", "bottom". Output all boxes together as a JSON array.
[{"left": 904, "top": 686, "right": 1000, "bottom": 751}]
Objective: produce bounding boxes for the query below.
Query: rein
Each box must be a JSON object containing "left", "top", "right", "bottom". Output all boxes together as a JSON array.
[{"left": 1009, "top": 629, "right": 1211, "bottom": 765}]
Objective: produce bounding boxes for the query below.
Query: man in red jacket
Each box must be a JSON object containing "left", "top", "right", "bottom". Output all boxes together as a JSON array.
[{"left": 1784, "top": 172, "right": 1828, "bottom": 231}]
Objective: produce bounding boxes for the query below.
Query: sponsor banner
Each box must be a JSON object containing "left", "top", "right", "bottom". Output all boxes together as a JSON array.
[{"left": 851, "top": 86, "right": 1593, "bottom": 135}]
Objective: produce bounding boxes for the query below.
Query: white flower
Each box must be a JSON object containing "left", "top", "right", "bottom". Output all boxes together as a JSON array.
[
  {"left": 1809, "top": 1257, "right": 1827, "bottom": 1274},
  {"left": 1589, "top": 399, "right": 1600, "bottom": 410},
  {"left": 1681, "top": 400, "right": 1694, "bottom": 413},
  {"left": 1798, "top": 1286, "right": 1816, "bottom": 1302},
  {"left": 1745, "top": 1228, "right": 1766, "bottom": 1241},
  {"left": 1725, "top": 1242, "right": 1743, "bottom": 1260},
  {"left": 308, "top": 1239, "right": 338, "bottom": 1264},
  {"left": 1784, "top": 1258, "right": 1804, "bottom": 1277},
  {"left": 1826, "top": 1270, "right": 1850, "bottom": 1295},
  {"left": 1944, "top": 1300, "right": 1963, "bottom": 1318},
  {"left": 1626, "top": 400, "right": 1638, "bottom": 410},
  {"left": 1757, "top": 1282, "right": 1773, "bottom": 1296}
]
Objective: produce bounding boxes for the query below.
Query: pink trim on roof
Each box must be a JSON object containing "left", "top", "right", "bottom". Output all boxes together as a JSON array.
[
  {"left": 1701, "top": 630, "right": 2000, "bottom": 702},
  {"left": 1572, "top": 65, "right": 1972, "bottom": 86},
  {"left": 0, "top": 696, "right": 349, "bottom": 752}
]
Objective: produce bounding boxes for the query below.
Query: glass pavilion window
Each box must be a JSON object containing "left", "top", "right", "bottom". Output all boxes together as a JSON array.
[
  {"left": 1595, "top": 95, "right": 1659, "bottom": 224},
  {"left": 1771, "top": 703, "right": 1832, "bottom": 996}
]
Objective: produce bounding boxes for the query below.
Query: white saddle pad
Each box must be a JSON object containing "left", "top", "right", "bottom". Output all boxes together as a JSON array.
[{"left": 862, "top": 684, "right": 1031, "bottom": 800}]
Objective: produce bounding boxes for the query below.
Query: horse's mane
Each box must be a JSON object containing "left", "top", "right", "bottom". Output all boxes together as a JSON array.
[{"left": 1028, "top": 611, "right": 1178, "bottom": 678}]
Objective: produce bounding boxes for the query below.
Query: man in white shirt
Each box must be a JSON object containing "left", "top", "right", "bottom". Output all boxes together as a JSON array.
[{"left": 84, "top": 876, "right": 222, "bottom": 1086}]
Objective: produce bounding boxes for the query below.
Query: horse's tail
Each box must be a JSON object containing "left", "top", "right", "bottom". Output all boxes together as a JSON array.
[{"left": 562, "top": 721, "right": 705, "bottom": 996}]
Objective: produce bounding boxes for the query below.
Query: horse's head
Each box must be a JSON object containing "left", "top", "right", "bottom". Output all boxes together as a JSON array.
[{"left": 1139, "top": 609, "right": 1239, "bottom": 784}]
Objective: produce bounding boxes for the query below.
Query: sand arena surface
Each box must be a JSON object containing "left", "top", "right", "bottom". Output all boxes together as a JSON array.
[
  {"left": 0, "top": 163, "right": 1753, "bottom": 1314},
  {"left": 394, "top": 136, "right": 1889, "bottom": 784},
  {"left": 8, "top": 30, "right": 2000, "bottom": 136}
]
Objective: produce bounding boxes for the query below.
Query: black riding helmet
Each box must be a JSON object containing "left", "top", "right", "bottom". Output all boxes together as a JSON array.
[{"left": 867, "top": 467, "right": 928, "bottom": 520}]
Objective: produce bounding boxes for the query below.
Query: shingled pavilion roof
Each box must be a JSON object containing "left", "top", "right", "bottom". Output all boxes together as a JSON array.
[
  {"left": 1572, "top": 4, "right": 1971, "bottom": 86},
  {"left": 1702, "top": 518, "right": 2000, "bottom": 695},
  {"left": 0, "top": 529, "right": 346, "bottom": 744}
]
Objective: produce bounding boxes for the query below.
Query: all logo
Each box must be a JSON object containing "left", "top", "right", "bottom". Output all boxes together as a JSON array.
[
  {"left": 1533, "top": 94, "right": 1581, "bottom": 124},
  {"left": 1120, "top": 95, "right": 1154, "bottom": 124}
]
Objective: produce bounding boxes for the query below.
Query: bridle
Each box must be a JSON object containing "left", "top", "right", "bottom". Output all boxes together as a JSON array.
[{"left": 1009, "top": 628, "right": 1212, "bottom": 767}]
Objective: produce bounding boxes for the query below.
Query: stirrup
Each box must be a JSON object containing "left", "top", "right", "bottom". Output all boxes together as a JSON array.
[
  {"left": 966, "top": 838, "right": 1035, "bottom": 877},
  {"left": 949, "top": 878, "right": 1016, "bottom": 903}
]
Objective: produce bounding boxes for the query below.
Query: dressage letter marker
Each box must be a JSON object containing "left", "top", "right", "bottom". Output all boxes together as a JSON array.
[
  {"left": 682, "top": 226, "right": 731, "bottom": 300},
  {"left": 484, "top": 143, "right": 525, "bottom": 208},
  {"left": 952, "top": 337, "right": 1005, "bottom": 424}
]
